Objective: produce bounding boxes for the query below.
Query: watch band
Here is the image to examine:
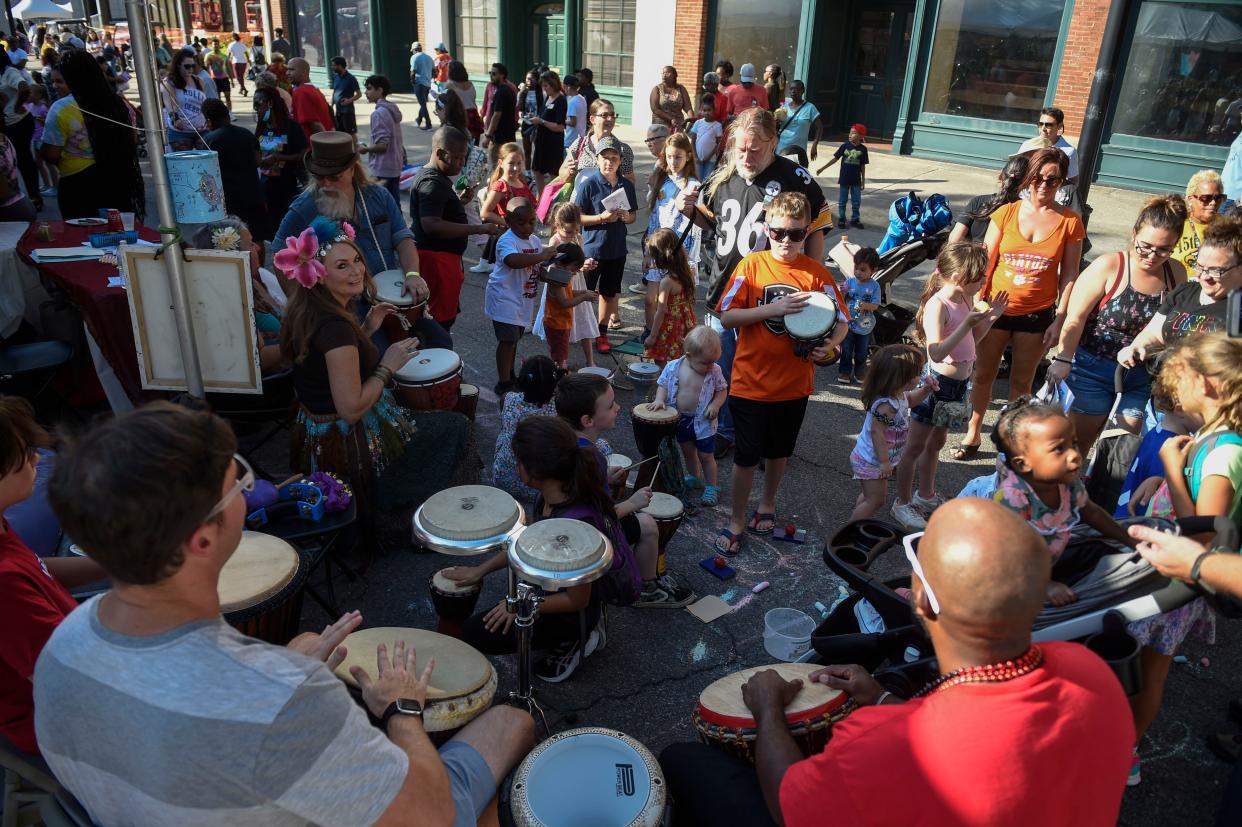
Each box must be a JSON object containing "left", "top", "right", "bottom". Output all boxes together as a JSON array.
[
  {"left": 1190, "top": 549, "right": 1217, "bottom": 595},
  {"left": 380, "top": 700, "right": 422, "bottom": 730}
]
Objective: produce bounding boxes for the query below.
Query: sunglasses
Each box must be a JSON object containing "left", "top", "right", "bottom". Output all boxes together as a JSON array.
[
  {"left": 203, "top": 454, "right": 255, "bottom": 522},
  {"left": 1133, "top": 240, "right": 1174, "bottom": 258},
  {"left": 767, "top": 226, "right": 808, "bottom": 242},
  {"left": 1192, "top": 193, "right": 1225, "bottom": 205},
  {"left": 1037, "top": 120, "right": 1058, "bottom": 128},
  {"left": 312, "top": 171, "right": 345, "bottom": 182},
  {"left": 181, "top": 63, "right": 197, "bottom": 69},
  {"left": 902, "top": 532, "right": 940, "bottom": 616},
  {"left": 1033, "top": 174, "right": 1063, "bottom": 188}
]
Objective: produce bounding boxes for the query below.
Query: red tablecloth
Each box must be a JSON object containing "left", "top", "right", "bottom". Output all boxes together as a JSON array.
[{"left": 17, "top": 221, "right": 162, "bottom": 403}]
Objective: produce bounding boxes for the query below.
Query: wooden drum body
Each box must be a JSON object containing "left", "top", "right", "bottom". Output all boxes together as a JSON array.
[
  {"left": 335, "top": 627, "right": 497, "bottom": 732},
  {"left": 429, "top": 569, "right": 482, "bottom": 637},
  {"left": 394, "top": 348, "right": 463, "bottom": 411},
  {"left": 455, "top": 383, "right": 479, "bottom": 421},
  {"left": 641, "top": 492, "right": 683, "bottom": 578},
  {"left": 375, "top": 269, "right": 426, "bottom": 344},
  {"left": 606, "top": 453, "right": 632, "bottom": 501},
  {"left": 693, "top": 663, "right": 855, "bottom": 764},
  {"left": 631, "top": 403, "right": 679, "bottom": 491},
  {"left": 219, "top": 531, "right": 308, "bottom": 645}
]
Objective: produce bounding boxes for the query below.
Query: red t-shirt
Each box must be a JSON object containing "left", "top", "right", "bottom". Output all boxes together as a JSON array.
[
  {"left": 725, "top": 83, "right": 768, "bottom": 116},
  {"left": 291, "top": 83, "right": 334, "bottom": 138},
  {"left": 779, "top": 642, "right": 1134, "bottom": 827},
  {"left": 0, "top": 522, "right": 77, "bottom": 755}
]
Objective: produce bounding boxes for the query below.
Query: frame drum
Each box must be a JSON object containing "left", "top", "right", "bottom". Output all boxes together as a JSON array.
[
  {"left": 631, "top": 403, "right": 679, "bottom": 491},
  {"left": 509, "top": 727, "right": 666, "bottom": 827},
  {"left": 334, "top": 627, "right": 497, "bottom": 732},
  {"left": 413, "top": 484, "right": 525, "bottom": 555},
  {"left": 375, "top": 269, "right": 426, "bottom": 344},
  {"left": 394, "top": 348, "right": 463, "bottom": 411},
  {"left": 641, "top": 492, "right": 683, "bottom": 577},
  {"left": 219, "top": 531, "right": 308, "bottom": 645},
  {"left": 693, "top": 663, "right": 854, "bottom": 763}
]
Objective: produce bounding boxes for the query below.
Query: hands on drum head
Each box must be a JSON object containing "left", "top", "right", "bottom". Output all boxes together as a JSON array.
[
  {"left": 807, "top": 664, "right": 890, "bottom": 706},
  {"left": 351, "top": 638, "right": 437, "bottom": 717},
  {"left": 286, "top": 610, "right": 364, "bottom": 670},
  {"left": 741, "top": 670, "right": 805, "bottom": 720},
  {"left": 380, "top": 337, "right": 421, "bottom": 372},
  {"left": 440, "top": 565, "right": 484, "bottom": 588},
  {"left": 363, "top": 302, "right": 401, "bottom": 336},
  {"left": 765, "top": 291, "right": 812, "bottom": 319}
]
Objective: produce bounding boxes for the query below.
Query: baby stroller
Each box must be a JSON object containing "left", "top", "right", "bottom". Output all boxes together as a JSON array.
[{"left": 810, "top": 515, "right": 1234, "bottom": 696}]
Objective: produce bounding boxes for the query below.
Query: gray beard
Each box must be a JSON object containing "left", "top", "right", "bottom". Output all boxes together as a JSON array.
[{"left": 314, "top": 189, "right": 355, "bottom": 221}]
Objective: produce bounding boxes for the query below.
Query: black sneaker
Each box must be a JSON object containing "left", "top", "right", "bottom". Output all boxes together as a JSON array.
[
  {"left": 850, "top": 219, "right": 865, "bottom": 229},
  {"left": 535, "top": 640, "right": 584, "bottom": 683},
  {"left": 634, "top": 574, "right": 696, "bottom": 608}
]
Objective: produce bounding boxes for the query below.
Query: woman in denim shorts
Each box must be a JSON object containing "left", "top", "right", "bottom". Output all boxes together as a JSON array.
[{"left": 1046, "top": 196, "right": 1189, "bottom": 457}]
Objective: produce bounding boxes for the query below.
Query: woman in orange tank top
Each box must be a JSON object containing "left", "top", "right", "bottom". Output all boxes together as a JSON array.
[{"left": 956, "top": 148, "right": 1085, "bottom": 458}]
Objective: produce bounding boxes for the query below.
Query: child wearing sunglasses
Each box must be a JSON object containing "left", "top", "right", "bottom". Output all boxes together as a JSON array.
[{"left": 713, "top": 191, "right": 848, "bottom": 555}]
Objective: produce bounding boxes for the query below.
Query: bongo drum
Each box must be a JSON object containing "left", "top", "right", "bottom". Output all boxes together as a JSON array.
[
  {"left": 412, "top": 484, "right": 525, "bottom": 555},
  {"left": 429, "top": 568, "right": 483, "bottom": 637},
  {"left": 641, "top": 492, "right": 683, "bottom": 578},
  {"left": 508, "top": 518, "right": 613, "bottom": 590},
  {"left": 394, "top": 348, "right": 463, "bottom": 411},
  {"left": 375, "top": 269, "right": 427, "bottom": 344},
  {"left": 606, "top": 453, "right": 632, "bottom": 501},
  {"left": 334, "top": 627, "right": 497, "bottom": 732},
  {"left": 693, "top": 663, "right": 854, "bottom": 763},
  {"left": 631, "top": 403, "right": 679, "bottom": 491},
  {"left": 454, "top": 383, "right": 479, "bottom": 421},
  {"left": 625, "top": 361, "right": 660, "bottom": 386},
  {"left": 219, "top": 531, "right": 307, "bottom": 645},
  {"left": 509, "top": 728, "right": 666, "bottom": 827},
  {"left": 783, "top": 291, "right": 839, "bottom": 359}
]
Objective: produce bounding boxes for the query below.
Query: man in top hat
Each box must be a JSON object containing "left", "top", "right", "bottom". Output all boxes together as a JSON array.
[
  {"left": 274, "top": 131, "right": 453, "bottom": 350},
  {"left": 288, "top": 57, "right": 333, "bottom": 137},
  {"left": 724, "top": 63, "right": 768, "bottom": 119},
  {"left": 409, "top": 41, "right": 435, "bottom": 130}
]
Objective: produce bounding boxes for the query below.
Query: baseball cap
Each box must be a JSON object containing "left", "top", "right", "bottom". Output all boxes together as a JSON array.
[
  {"left": 739, "top": 63, "right": 756, "bottom": 83},
  {"left": 410, "top": 41, "right": 422, "bottom": 52},
  {"left": 595, "top": 135, "right": 623, "bottom": 155},
  {"left": 435, "top": 42, "right": 447, "bottom": 51}
]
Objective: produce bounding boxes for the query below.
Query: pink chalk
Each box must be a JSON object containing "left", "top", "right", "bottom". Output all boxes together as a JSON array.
[{"left": 751, "top": 581, "right": 770, "bottom": 594}]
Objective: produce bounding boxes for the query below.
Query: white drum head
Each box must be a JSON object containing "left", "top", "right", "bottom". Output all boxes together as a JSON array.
[
  {"left": 642, "top": 492, "right": 684, "bottom": 520},
  {"left": 333, "top": 627, "right": 492, "bottom": 696},
  {"left": 432, "top": 569, "right": 480, "bottom": 594},
  {"left": 513, "top": 519, "right": 607, "bottom": 572},
  {"left": 698, "top": 663, "right": 842, "bottom": 720},
  {"left": 607, "top": 453, "right": 632, "bottom": 470},
  {"left": 578, "top": 366, "right": 613, "bottom": 380},
  {"left": 420, "top": 485, "right": 521, "bottom": 541},
  {"left": 784, "top": 291, "right": 838, "bottom": 340},
  {"left": 218, "top": 532, "right": 300, "bottom": 613},
  {"left": 511, "top": 728, "right": 665, "bottom": 827},
  {"left": 632, "top": 402, "right": 679, "bottom": 425},
  {"left": 396, "top": 348, "right": 463, "bottom": 384},
  {"left": 459, "top": 383, "right": 479, "bottom": 398},
  {"left": 626, "top": 362, "right": 660, "bottom": 381},
  {"left": 374, "top": 269, "right": 414, "bottom": 307}
]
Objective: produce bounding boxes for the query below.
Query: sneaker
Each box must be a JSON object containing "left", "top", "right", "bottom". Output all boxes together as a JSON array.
[
  {"left": 628, "top": 281, "right": 647, "bottom": 294},
  {"left": 890, "top": 501, "right": 927, "bottom": 530},
  {"left": 595, "top": 335, "right": 612, "bottom": 354},
  {"left": 534, "top": 640, "right": 584, "bottom": 683},
  {"left": 585, "top": 621, "right": 607, "bottom": 655},
  {"left": 1127, "top": 749, "right": 1141, "bottom": 786},
  {"left": 911, "top": 491, "right": 945, "bottom": 515},
  {"left": 850, "top": 219, "right": 864, "bottom": 229},
  {"left": 469, "top": 259, "right": 492, "bottom": 273},
  {"left": 837, "top": 373, "right": 853, "bottom": 385},
  {"left": 39, "top": 186, "right": 56, "bottom": 197},
  {"left": 634, "top": 574, "right": 696, "bottom": 609}
]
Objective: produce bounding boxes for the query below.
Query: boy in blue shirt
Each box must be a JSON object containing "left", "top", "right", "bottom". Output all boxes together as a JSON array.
[
  {"left": 820, "top": 123, "right": 869, "bottom": 229},
  {"left": 838, "top": 246, "right": 881, "bottom": 383}
]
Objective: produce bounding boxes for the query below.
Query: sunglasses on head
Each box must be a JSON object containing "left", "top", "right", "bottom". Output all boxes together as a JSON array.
[
  {"left": 767, "top": 226, "right": 808, "bottom": 242},
  {"left": 1192, "top": 193, "right": 1225, "bottom": 205}
]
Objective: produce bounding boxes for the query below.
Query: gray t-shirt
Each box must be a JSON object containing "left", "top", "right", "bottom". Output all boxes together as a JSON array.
[{"left": 34, "top": 598, "right": 408, "bottom": 826}]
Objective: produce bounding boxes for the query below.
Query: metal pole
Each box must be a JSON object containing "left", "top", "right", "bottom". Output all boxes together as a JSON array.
[
  {"left": 1074, "top": 0, "right": 1133, "bottom": 215},
  {"left": 126, "top": 0, "right": 206, "bottom": 398},
  {"left": 259, "top": 0, "right": 274, "bottom": 64}
]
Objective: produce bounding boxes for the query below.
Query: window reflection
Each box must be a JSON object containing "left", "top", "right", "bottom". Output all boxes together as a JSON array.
[
  {"left": 293, "top": 0, "right": 323, "bottom": 67},
  {"left": 581, "top": 0, "right": 635, "bottom": 88},
  {"left": 711, "top": 0, "right": 801, "bottom": 82},
  {"left": 922, "top": 0, "right": 1067, "bottom": 123},
  {"left": 333, "top": 0, "right": 371, "bottom": 71},
  {"left": 454, "top": 0, "right": 497, "bottom": 76},
  {"left": 1112, "top": 2, "right": 1242, "bottom": 146}
]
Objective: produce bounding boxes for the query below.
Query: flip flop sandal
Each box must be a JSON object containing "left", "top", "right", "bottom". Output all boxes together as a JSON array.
[
  {"left": 714, "top": 528, "right": 743, "bottom": 556},
  {"left": 950, "top": 442, "right": 981, "bottom": 461},
  {"left": 701, "top": 485, "right": 720, "bottom": 507},
  {"left": 747, "top": 511, "right": 776, "bottom": 535}
]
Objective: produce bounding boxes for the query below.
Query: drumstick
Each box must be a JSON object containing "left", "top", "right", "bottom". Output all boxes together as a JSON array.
[{"left": 626, "top": 454, "right": 660, "bottom": 470}]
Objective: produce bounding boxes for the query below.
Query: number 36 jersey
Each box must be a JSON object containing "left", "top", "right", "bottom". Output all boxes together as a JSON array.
[{"left": 704, "top": 156, "right": 831, "bottom": 308}]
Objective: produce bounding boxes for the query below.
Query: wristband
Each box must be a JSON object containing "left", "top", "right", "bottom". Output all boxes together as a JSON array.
[
  {"left": 1190, "top": 550, "right": 1217, "bottom": 595},
  {"left": 404, "top": 271, "right": 421, "bottom": 280},
  {"left": 875, "top": 690, "right": 893, "bottom": 706},
  {"left": 1053, "top": 356, "right": 1072, "bottom": 365},
  {"left": 372, "top": 366, "right": 393, "bottom": 385}
]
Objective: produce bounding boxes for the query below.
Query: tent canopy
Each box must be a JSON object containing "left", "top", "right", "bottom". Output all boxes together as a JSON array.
[{"left": 12, "top": 0, "right": 76, "bottom": 21}]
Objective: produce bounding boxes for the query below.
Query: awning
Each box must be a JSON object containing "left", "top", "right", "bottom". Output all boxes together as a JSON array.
[
  {"left": 12, "top": 0, "right": 77, "bottom": 20},
  {"left": 1134, "top": 4, "right": 1242, "bottom": 47}
]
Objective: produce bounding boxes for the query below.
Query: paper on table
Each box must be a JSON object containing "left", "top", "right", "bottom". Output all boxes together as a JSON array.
[
  {"left": 600, "top": 187, "right": 633, "bottom": 213},
  {"left": 686, "top": 594, "right": 733, "bottom": 623},
  {"left": 32, "top": 247, "right": 106, "bottom": 261}
]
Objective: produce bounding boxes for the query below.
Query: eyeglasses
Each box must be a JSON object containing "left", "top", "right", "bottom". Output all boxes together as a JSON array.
[
  {"left": 1037, "top": 120, "right": 1058, "bottom": 129},
  {"left": 594, "top": 112, "right": 616, "bottom": 119},
  {"left": 1192, "top": 193, "right": 1226, "bottom": 205},
  {"left": 1193, "top": 261, "right": 1241, "bottom": 281},
  {"left": 766, "top": 226, "right": 808, "bottom": 242},
  {"left": 203, "top": 454, "right": 255, "bottom": 523},
  {"left": 1133, "top": 240, "right": 1174, "bottom": 259},
  {"left": 903, "top": 532, "right": 940, "bottom": 616},
  {"left": 1033, "top": 174, "right": 1063, "bottom": 188}
]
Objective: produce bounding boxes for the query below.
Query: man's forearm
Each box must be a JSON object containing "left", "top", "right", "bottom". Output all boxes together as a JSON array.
[
  {"left": 397, "top": 239, "right": 421, "bottom": 274},
  {"left": 384, "top": 716, "right": 455, "bottom": 825},
  {"left": 753, "top": 711, "right": 801, "bottom": 826}
]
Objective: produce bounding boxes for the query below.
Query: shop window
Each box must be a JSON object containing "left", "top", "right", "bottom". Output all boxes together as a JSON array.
[
  {"left": 292, "top": 0, "right": 323, "bottom": 66},
  {"left": 1112, "top": 2, "right": 1242, "bottom": 147},
  {"left": 922, "top": 0, "right": 1067, "bottom": 123},
  {"left": 581, "top": 0, "right": 635, "bottom": 89},
  {"left": 333, "top": 0, "right": 371, "bottom": 71},
  {"left": 710, "top": 0, "right": 801, "bottom": 81},
  {"left": 454, "top": 0, "right": 497, "bottom": 76}
]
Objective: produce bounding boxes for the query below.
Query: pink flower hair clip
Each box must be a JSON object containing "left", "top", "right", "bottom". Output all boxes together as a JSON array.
[{"left": 273, "top": 227, "right": 327, "bottom": 289}]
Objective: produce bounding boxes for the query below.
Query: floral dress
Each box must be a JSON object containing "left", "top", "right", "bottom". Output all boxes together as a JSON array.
[
  {"left": 646, "top": 284, "right": 698, "bottom": 363},
  {"left": 493, "top": 392, "right": 558, "bottom": 495},
  {"left": 849, "top": 396, "right": 910, "bottom": 480}
]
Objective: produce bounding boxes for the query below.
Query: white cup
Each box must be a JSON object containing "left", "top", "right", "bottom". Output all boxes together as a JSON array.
[{"left": 120, "top": 212, "right": 135, "bottom": 231}]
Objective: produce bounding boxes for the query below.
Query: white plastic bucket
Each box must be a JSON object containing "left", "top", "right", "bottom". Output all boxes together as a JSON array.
[
  {"left": 763, "top": 608, "right": 816, "bottom": 662},
  {"left": 164, "top": 150, "right": 226, "bottom": 225}
]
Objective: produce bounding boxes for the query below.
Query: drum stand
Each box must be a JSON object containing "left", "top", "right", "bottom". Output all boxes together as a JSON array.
[{"left": 507, "top": 570, "right": 551, "bottom": 734}]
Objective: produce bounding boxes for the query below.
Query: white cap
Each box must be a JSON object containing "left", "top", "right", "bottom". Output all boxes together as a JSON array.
[
  {"left": 411, "top": 41, "right": 422, "bottom": 52},
  {"left": 739, "top": 63, "right": 756, "bottom": 83}
]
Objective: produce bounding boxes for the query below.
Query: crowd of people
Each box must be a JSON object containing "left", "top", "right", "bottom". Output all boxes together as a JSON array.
[{"left": 3, "top": 30, "right": 1242, "bottom": 827}]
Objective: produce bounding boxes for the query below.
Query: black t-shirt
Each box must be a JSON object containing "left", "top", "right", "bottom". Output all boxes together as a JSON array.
[
  {"left": 204, "top": 124, "right": 261, "bottom": 207},
  {"left": 256, "top": 117, "right": 307, "bottom": 190},
  {"left": 957, "top": 193, "right": 999, "bottom": 242},
  {"left": 410, "top": 166, "right": 468, "bottom": 255},
  {"left": 490, "top": 82, "right": 517, "bottom": 139},
  {"left": 704, "top": 155, "right": 829, "bottom": 307},
  {"left": 1159, "top": 281, "right": 1226, "bottom": 342},
  {"left": 292, "top": 315, "right": 378, "bottom": 415}
]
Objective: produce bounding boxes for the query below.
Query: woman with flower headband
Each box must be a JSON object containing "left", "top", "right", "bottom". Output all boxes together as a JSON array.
[{"left": 278, "top": 216, "right": 420, "bottom": 557}]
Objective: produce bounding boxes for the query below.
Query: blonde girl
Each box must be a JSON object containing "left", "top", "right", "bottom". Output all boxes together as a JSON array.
[
  {"left": 475, "top": 142, "right": 535, "bottom": 272},
  {"left": 546, "top": 202, "right": 599, "bottom": 366},
  {"left": 890, "top": 241, "right": 1008, "bottom": 529},
  {"left": 643, "top": 132, "right": 701, "bottom": 335},
  {"left": 643, "top": 229, "right": 698, "bottom": 366}
]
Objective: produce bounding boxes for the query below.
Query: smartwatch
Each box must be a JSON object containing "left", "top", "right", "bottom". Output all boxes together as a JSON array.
[{"left": 380, "top": 698, "right": 424, "bottom": 729}]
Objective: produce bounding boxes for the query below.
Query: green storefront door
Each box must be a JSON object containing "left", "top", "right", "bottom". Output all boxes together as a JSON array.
[
  {"left": 843, "top": 3, "right": 912, "bottom": 140},
  {"left": 532, "top": 4, "right": 566, "bottom": 76}
]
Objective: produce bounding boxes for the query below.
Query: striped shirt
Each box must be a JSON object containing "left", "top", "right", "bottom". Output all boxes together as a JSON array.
[{"left": 34, "top": 598, "right": 408, "bottom": 826}]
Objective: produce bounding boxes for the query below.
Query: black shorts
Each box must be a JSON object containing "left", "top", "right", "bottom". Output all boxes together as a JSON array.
[
  {"left": 729, "top": 395, "right": 809, "bottom": 467},
  {"left": 213, "top": 78, "right": 230, "bottom": 94},
  {"left": 585, "top": 257, "right": 625, "bottom": 298},
  {"left": 620, "top": 512, "right": 641, "bottom": 547},
  {"left": 991, "top": 305, "right": 1056, "bottom": 334},
  {"left": 491, "top": 320, "right": 525, "bottom": 343},
  {"left": 334, "top": 108, "right": 357, "bottom": 134}
]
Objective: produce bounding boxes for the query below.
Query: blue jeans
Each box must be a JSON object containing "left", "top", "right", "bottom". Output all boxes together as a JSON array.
[
  {"left": 838, "top": 183, "right": 861, "bottom": 222},
  {"left": 717, "top": 324, "right": 737, "bottom": 442},
  {"left": 838, "top": 330, "right": 871, "bottom": 376},
  {"left": 413, "top": 83, "right": 431, "bottom": 126}
]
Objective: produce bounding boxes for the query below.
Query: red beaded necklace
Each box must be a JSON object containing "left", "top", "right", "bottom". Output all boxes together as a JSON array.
[{"left": 914, "top": 645, "right": 1044, "bottom": 698}]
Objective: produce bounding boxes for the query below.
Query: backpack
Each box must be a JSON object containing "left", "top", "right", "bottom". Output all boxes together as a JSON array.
[
  {"left": 1186, "top": 430, "right": 1242, "bottom": 504},
  {"left": 549, "top": 503, "right": 642, "bottom": 606}
]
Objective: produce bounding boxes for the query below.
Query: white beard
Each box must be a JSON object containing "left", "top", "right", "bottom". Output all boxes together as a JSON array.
[{"left": 314, "top": 189, "right": 355, "bottom": 221}]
